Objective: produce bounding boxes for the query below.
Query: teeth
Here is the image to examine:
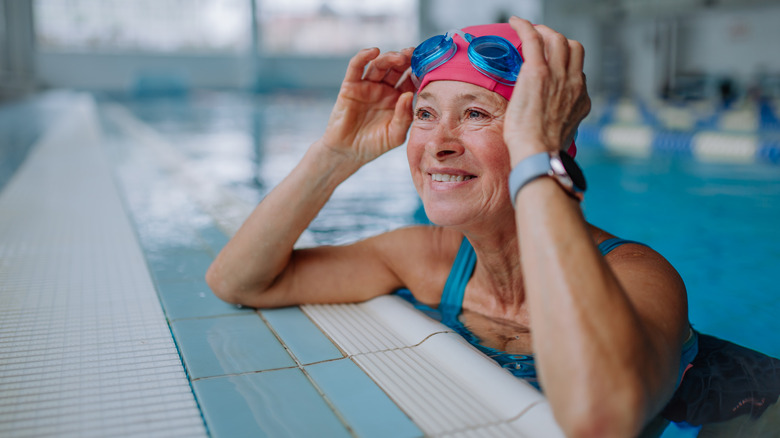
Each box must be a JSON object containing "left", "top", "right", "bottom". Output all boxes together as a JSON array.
[{"left": 431, "top": 173, "right": 474, "bottom": 182}]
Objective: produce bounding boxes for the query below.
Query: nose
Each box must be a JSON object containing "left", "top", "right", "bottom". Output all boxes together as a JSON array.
[{"left": 425, "top": 120, "right": 465, "bottom": 160}]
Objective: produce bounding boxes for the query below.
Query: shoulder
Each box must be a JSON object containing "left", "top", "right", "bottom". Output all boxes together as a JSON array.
[
  {"left": 371, "top": 225, "right": 463, "bottom": 305},
  {"left": 591, "top": 226, "right": 688, "bottom": 331},
  {"left": 592, "top": 227, "right": 682, "bottom": 284}
]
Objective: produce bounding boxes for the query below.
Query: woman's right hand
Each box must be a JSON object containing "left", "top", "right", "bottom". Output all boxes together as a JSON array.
[{"left": 319, "top": 47, "right": 417, "bottom": 166}]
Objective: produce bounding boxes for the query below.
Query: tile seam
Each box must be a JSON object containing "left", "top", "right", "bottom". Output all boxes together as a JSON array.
[{"left": 256, "top": 310, "right": 358, "bottom": 438}]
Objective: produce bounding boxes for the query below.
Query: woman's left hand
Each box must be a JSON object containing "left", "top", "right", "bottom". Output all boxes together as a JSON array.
[{"left": 504, "top": 17, "right": 591, "bottom": 166}]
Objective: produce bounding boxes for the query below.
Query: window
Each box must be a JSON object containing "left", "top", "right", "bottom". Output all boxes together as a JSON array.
[
  {"left": 34, "top": 0, "right": 251, "bottom": 53},
  {"left": 259, "top": 0, "right": 418, "bottom": 56}
]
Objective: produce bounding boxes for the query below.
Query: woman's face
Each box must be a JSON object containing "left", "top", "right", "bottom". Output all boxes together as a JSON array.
[{"left": 407, "top": 81, "right": 512, "bottom": 227}]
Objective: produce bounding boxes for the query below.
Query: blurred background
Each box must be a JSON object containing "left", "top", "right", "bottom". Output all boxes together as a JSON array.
[{"left": 1, "top": 0, "right": 779, "bottom": 102}]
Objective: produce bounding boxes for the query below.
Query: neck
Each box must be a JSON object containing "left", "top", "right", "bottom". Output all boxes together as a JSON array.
[{"left": 458, "top": 212, "right": 528, "bottom": 320}]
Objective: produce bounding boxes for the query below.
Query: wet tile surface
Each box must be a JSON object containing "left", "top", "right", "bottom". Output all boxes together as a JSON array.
[
  {"left": 147, "top": 249, "right": 215, "bottom": 282},
  {"left": 306, "top": 359, "right": 423, "bottom": 438},
  {"left": 261, "top": 306, "right": 343, "bottom": 364},
  {"left": 156, "top": 279, "right": 252, "bottom": 320},
  {"left": 193, "top": 368, "right": 350, "bottom": 438},
  {"left": 197, "top": 223, "right": 231, "bottom": 254},
  {"left": 170, "top": 314, "right": 295, "bottom": 379}
]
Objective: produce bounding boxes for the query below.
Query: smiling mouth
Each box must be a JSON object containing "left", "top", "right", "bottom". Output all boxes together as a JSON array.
[{"left": 430, "top": 173, "right": 476, "bottom": 182}]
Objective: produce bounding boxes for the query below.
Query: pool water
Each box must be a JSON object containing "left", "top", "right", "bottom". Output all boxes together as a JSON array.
[{"left": 579, "top": 152, "right": 780, "bottom": 358}]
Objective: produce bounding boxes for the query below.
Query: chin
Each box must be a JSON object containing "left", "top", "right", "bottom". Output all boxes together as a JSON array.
[{"left": 420, "top": 203, "right": 473, "bottom": 228}]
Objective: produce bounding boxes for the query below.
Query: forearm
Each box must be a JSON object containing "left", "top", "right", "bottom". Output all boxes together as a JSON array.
[
  {"left": 206, "top": 141, "right": 361, "bottom": 305},
  {"left": 514, "top": 180, "right": 674, "bottom": 437}
]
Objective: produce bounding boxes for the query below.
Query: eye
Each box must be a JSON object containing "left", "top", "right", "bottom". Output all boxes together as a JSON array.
[
  {"left": 467, "top": 109, "right": 488, "bottom": 120},
  {"left": 415, "top": 108, "right": 434, "bottom": 120}
]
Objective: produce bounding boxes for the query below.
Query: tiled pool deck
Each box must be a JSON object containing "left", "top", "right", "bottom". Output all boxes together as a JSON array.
[{"left": 0, "top": 91, "right": 562, "bottom": 437}]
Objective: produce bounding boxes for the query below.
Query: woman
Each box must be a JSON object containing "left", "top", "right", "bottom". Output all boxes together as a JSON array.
[{"left": 207, "top": 17, "right": 694, "bottom": 438}]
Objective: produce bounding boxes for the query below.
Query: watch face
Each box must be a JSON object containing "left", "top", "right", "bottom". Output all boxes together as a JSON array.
[{"left": 559, "top": 151, "right": 587, "bottom": 192}]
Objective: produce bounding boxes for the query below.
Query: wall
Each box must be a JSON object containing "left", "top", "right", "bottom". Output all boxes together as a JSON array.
[
  {"left": 677, "top": 4, "right": 780, "bottom": 85},
  {"left": 622, "top": 19, "right": 661, "bottom": 100},
  {"left": 1, "top": 0, "right": 36, "bottom": 100},
  {"left": 35, "top": 51, "right": 351, "bottom": 93},
  {"left": 619, "top": 3, "right": 780, "bottom": 100},
  {"left": 419, "top": 0, "right": 541, "bottom": 37}
]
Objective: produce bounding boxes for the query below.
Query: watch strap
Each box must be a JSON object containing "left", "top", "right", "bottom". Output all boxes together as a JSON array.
[{"left": 508, "top": 152, "right": 551, "bottom": 207}]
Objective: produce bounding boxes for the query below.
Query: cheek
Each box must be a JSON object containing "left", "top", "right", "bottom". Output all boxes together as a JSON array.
[
  {"left": 466, "top": 129, "right": 511, "bottom": 171},
  {"left": 406, "top": 133, "right": 425, "bottom": 187}
]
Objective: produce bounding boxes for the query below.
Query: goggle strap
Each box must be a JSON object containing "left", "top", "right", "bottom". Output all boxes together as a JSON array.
[{"left": 396, "top": 67, "right": 414, "bottom": 90}]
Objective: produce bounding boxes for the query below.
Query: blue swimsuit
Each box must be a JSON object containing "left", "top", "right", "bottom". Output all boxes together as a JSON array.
[{"left": 397, "top": 236, "right": 698, "bottom": 390}]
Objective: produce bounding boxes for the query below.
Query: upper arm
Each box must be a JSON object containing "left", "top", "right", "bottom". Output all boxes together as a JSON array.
[
  {"left": 241, "top": 226, "right": 455, "bottom": 308},
  {"left": 605, "top": 243, "right": 689, "bottom": 390}
]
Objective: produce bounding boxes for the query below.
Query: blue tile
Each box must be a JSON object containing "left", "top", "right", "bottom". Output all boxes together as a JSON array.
[
  {"left": 306, "top": 360, "right": 423, "bottom": 438},
  {"left": 170, "top": 314, "right": 294, "bottom": 379},
  {"left": 147, "top": 249, "right": 214, "bottom": 282},
  {"left": 193, "top": 368, "right": 350, "bottom": 438},
  {"left": 156, "top": 279, "right": 252, "bottom": 320},
  {"left": 261, "top": 307, "right": 343, "bottom": 364},
  {"left": 197, "top": 223, "right": 231, "bottom": 254}
]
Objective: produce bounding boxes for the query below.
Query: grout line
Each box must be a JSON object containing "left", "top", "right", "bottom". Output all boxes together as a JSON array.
[
  {"left": 163, "top": 308, "right": 253, "bottom": 323},
  {"left": 189, "top": 365, "right": 301, "bottom": 382},
  {"left": 255, "top": 311, "right": 359, "bottom": 437}
]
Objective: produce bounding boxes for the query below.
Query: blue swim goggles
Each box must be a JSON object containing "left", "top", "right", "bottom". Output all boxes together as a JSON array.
[{"left": 411, "top": 30, "right": 523, "bottom": 87}]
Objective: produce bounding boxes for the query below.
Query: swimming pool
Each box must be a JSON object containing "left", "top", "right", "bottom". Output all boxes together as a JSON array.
[
  {"left": 117, "top": 90, "right": 780, "bottom": 360},
  {"left": 580, "top": 151, "right": 780, "bottom": 358}
]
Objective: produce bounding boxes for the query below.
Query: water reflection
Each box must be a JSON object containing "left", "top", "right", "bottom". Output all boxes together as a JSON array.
[{"left": 118, "top": 91, "right": 420, "bottom": 246}]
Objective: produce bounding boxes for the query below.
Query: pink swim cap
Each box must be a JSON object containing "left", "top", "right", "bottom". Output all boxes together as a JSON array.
[
  {"left": 415, "top": 22, "right": 577, "bottom": 157},
  {"left": 416, "top": 23, "right": 520, "bottom": 102}
]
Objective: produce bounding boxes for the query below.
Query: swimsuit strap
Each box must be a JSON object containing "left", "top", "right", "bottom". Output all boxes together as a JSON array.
[
  {"left": 597, "top": 237, "right": 647, "bottom": 256},
  {"left": 441, "top": 236, "right": 649, "bottom": 315},
  {"left": 439, "top": 237, "right": 477, "bottom": 319}
]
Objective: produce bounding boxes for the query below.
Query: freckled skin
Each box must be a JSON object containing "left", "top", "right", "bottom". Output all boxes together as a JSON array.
[{"left": 407, "top": 81, "right": 515, "bottom": 228}]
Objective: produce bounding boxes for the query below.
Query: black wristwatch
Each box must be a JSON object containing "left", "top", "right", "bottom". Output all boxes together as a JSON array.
[{"left": 508, "top": 151, "right": 587, "bottom": 206}]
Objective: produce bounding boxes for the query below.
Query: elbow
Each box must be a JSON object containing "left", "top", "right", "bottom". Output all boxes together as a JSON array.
[
  {"left": 205, "top": 261, "right": 280, "bottom": 308},
  {"left": 205, "top": 262, "right": 242, "bottom": 305},
  {"left": 562, "top": 414, "right": 635, "bottom": 438},
  {"left": 556, "top": 385, "right": 645, "bottom": 438}
]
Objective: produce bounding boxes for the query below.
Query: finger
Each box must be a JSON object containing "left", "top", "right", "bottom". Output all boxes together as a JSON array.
[
  {"left": 567, "top": 39, "right": 585, "bottom": 76},
  {"left": 389, "top": 91, "right": 414, "bottom": 145},
  {"left": 361, "top": 60, "right": 379, "bottom": 81},
  {"left": 509, "top": 17, "right": 545, "bottom": 68},
  {"left": 535, "top": 24, "right": 569, "bottom": 74},
  {"left": 362, "top": 51, "right": 410, "bottom": 82},
  {"left": 345, "top": 47, "right": 380, "bottom": 82}
]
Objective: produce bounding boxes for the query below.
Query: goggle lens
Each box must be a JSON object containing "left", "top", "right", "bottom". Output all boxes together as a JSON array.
[
  {"left": 468, "top": 36, "right": 522, "bottom": 86},
  {"left": 411, "top": 33, "right": 457, "bottom": 86},
  {"left": 411, "top": 31, "right": 522, "bottom": 88}
]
